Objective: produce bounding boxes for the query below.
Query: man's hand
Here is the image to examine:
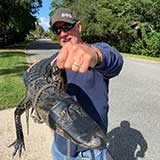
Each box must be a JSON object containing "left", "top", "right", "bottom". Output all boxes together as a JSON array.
[{"left": 51, "top": 43, "right": 98, "bottom": 73}]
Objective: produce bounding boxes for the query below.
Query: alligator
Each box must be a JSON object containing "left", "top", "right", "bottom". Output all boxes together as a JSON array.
[{"left": 9, "top": 57, "right": 106, "bottom": 157}]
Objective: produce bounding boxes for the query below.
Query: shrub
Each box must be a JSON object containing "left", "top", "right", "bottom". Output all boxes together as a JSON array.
[{"left": 131, "top": 31, "right": 160, "bottom": 57}]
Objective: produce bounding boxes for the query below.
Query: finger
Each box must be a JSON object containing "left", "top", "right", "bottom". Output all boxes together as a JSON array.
[
  {"left": 50, "top": 57, "right": 57, "bottom": 66},
  {"left": 65, "top": 46, "right": 83, "bottom": 70},
  {"left": 71, "top": 61, "right": 81, "bottom": 72},
  {"left": 71, "top": 54, "right": 83, "bottom": 72},
  {"left": 64, "top": 52, "right": 75, "bottom": 69},
  {"left": 79, "top": 57, "right": 91, "bottom": 73},
  {"left": 57, "top": 47, "right": 68, "bottom": 69},
  {"left": 65, "top": 53, "right": 83, "bottom": 70},
  {"left": 64, "top": 44, "right": 78, "bottom": 69}
]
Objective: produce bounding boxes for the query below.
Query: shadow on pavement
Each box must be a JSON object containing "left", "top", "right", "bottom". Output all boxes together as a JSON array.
[{"left": 106, "top": 120, "right": 148, "bottom": 160}]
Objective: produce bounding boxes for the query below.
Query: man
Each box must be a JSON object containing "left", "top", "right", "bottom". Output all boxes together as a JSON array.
[{"left": 50, "top": 7, "right": 123, "bottom": 160}]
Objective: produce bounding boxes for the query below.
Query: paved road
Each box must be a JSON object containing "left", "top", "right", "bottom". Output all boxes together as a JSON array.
[
  {"left": 108, "top": 57, "right": 160, "bottom": 160},
  {"left": 25, "top": 39, "right": 60, "bottom": 63},
  {"left": 1, "top": 39, "right": 160, "bottom": 160}
]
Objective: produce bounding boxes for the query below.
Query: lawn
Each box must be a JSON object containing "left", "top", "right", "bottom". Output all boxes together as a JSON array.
[
  {"left": 122, "top": 53, "right": 160, "bottom": 62},
  {"left": 0, "top": 49, "right": 28, "bottom": 110}
]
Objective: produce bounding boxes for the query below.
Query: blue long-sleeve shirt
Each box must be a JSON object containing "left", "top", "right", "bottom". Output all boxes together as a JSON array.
[
  {"left": 23, "top": 42, "right": 123, "bottom": 157},
  {"left": 50, "top": 42, "right": 123, "bottom": 156}
]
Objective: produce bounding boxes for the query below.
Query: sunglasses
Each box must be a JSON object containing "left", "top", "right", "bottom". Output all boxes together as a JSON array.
[{"left": 52, "top": 23, "right": 76, "bottom": 35}]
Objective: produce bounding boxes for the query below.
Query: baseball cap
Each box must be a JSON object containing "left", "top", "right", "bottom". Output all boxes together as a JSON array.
[{"left": 51, "top": 7, "right": 78, "bottom": 28}]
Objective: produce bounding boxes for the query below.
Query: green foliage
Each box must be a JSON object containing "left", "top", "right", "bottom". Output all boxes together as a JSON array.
[
  {"left": 145, "top": 31, "right": 160, "bottom": 57},
  {"left": 27, "top": 24, "right": 46, "bottom": 39},
  {"left": 131, "top": 30, "right": 160, "bottom": 57},
  {"left": 49, "top": 31, "right": 57, "bottom": 42},
  {"left": 0, "top": 0, "right": 42, "bottom": 46},
  {"left": 50, "top": 0, "right": 160, "bottom": 57}
]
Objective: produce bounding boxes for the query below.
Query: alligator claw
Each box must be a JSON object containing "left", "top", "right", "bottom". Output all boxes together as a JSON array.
[{"left": 8, "top": 139, "right": 25, "bottom": 157}]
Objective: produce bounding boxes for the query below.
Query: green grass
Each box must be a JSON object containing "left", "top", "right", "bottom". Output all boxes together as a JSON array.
[
  {"left": 0, "top": 49, "right": 28, "bottom": 110},
  {"left": 122, "top": 53, "right": 160, "bottom": 62}
]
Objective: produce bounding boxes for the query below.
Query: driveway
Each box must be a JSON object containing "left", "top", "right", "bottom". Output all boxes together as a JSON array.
[{"left": 1, "top": 39, "right": 160, "bottom": 160}]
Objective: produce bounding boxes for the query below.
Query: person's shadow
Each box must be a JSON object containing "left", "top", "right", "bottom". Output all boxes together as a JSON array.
[{"left": 106, "top": 120, "right": 148, "bottom": 160}]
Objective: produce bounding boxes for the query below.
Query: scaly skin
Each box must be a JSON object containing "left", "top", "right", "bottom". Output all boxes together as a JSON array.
[
  {"left": 8, "top": 99, "right": 32, "bottom": 157},
  {"left": 9, "top": 57, "right": 106, "bottom": 158},
  {"left": 9, "top": 58, "right": 66, "bottom": 157}
]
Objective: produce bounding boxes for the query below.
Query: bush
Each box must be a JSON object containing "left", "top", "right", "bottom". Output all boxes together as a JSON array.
[
  {"left": 145, "top": 31, "right": 160, "bottom": 57},
  {"left": 131, "top": 31, "right": 160, "bottom": 57}
]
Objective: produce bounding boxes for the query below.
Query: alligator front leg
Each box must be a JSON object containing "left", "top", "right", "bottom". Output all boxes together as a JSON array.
[{"left": 9, "top": 98, "right": 32, "bottom": 157}]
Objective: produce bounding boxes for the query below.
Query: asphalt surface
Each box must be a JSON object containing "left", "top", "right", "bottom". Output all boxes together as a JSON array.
[
  {"left": 25, "top": 39, "right": 60, "bottom": 63},
  {"left": 108, "top": 57, "right": 160, "bottom": 160},
  {"left": 1, "top": 39, "right": 160, "bottom": 160}
]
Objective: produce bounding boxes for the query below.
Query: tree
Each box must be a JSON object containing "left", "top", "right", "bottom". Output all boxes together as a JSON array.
[
  {"left": 0, "top": 0, "right": 42, "bottom": 46},
  {"left": 50, "top": 0, "right": 160, "bottom": 56},
  {"left": 27, "top": 23, "right": 46, "bottom": 39}
]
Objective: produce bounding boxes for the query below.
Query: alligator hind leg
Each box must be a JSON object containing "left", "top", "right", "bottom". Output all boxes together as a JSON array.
[{"left": 9, "top": 98, "right": 32, "bottom": 158}]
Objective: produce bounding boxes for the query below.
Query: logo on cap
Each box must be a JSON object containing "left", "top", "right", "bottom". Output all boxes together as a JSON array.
[{"left": 61, "top": 13, "right": 72, "bottom": 18}]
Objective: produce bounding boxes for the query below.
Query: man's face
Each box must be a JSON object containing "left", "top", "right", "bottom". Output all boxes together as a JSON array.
[{"left": 53, "top": 21, "right": 82, "bottom": 47}]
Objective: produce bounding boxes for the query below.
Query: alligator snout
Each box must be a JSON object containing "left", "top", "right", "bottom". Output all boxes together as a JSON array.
[{"left": 76, "top": 128, "right": 106, "bottom": 149}]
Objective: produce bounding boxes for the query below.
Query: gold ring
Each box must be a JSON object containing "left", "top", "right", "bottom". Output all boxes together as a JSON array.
[{"left": 73, "top": 62, "right": 81, "bottom": 68}]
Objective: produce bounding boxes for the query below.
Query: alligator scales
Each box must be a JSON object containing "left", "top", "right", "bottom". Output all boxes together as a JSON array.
[{"left": 9, "top": 58, "right": 106, "bottom": 157}]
